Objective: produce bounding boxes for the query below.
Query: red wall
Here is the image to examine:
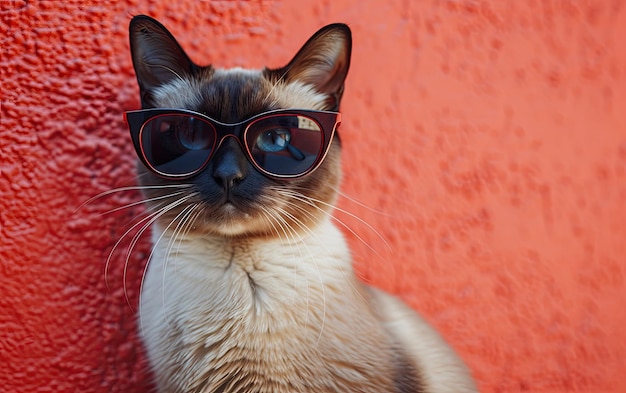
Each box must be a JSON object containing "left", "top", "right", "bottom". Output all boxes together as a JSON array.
[{"left": 2, "top": 1, "right": 625, "bottom": 392}]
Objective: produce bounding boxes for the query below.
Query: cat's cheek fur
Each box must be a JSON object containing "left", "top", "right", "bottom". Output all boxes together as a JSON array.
[{"left": 265, "top": 80, "right": 330, "bottom": 111}]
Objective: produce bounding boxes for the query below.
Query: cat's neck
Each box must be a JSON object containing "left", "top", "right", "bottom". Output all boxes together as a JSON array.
[
  {"left": 144, "top": 217, "right": 354, "bottom": 315},
  {"left": 149, "top": 216, "right": 350, "bottom": 269},
  {"left": 140, "top": 217, "right": 404, "bottom": 393}
]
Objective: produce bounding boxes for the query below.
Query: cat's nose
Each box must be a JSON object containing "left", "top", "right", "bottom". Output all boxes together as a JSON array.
[
  {"left": 213, "top": 163, "right": 245, "bottom": 190},
  {"left": 211, "top": 139, "right": 247, "bottom": 191}
]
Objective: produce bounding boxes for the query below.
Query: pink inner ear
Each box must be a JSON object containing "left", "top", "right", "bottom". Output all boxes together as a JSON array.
[
  {"left": 279, "top": 25, "right": 351, "bottom": 97},
  {"left": 291, "top": 47, "right": 349, "bottom": 95}
]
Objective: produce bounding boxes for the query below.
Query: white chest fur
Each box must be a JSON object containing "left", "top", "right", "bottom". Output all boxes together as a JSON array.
[
  {"left": 139, "top": 218, "right": 388, "bottom": 391},
  {"left": 139, "top": 217, "right": 477, "bottom": 393}
]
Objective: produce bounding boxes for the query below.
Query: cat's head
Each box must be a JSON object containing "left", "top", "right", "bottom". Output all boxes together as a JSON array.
[{"left": 127, "top": 16, "right": 351, "bottom": 238}]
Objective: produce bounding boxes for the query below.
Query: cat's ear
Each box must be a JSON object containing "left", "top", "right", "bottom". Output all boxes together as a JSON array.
[
  {"left": 129, "top": 15, "right": 196, "bottom": 107},
  {"left": 269, "top": 23, "right": 352, "bottom": 110}
]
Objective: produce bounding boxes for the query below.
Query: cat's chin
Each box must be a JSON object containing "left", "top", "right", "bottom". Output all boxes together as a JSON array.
[
  {"left": 200, "top": 203, "right": 268, "bottom": 238},
  {"left": 214, "top": 204, "right": 251, "bottom": 236}
]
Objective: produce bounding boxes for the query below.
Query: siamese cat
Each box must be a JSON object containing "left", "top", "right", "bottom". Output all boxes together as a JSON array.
[{"left": 125, "top": 15, "right": 477, "bottom": 393}]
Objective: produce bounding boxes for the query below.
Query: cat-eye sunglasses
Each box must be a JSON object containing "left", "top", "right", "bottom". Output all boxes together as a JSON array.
[{"left": 124, "top": 108, "right": 341, "bottom": 180}]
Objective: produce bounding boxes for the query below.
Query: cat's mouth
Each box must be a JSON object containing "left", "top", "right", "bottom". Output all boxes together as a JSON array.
[
  {"left": 218, "top": 201, "right": 243, "bottom": 216},
  {"left": 199, "top": 198, "right": 260, "bottom": 236},
  {"left": 216, "top": 192, "right": 251, "bottom": 213}
]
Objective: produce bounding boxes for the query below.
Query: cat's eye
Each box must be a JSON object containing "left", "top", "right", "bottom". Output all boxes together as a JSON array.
[
  {"left": 137, "top": 114, "right": 216, "bottom": 176},
  {"left": 125, "top": 108, "right": 340, "bottom": 179},
  {"left": 175, "top": 119, "right": 213, "bottom": 150},
  {"left": 256, "top": 129, "right": 291, "bottom": 152},
  {"left": 246, "top": 114, "right": 323, "bottom": 176}
]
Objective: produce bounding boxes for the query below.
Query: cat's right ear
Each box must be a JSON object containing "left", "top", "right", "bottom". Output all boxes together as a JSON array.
[
  {"left": 129, "top": 15, "right": 196, "bottom": 107},
  {"left": 267, "top": 23, "right": 352, "bottom": 111}
]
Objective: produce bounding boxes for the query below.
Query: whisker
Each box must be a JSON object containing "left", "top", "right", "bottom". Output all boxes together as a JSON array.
[
  {"left": 172, "top": 203, "right": 205, "bottom": 272},
  {"left": 158, "top": 202, "right": 199, "bottom": 325},
  {"left": 273, "top": 188, "right": 397, "bottom": 298},
  {"left": 276, "top": 212, "right": 315, "bottom": 329},
  {"left": 116, "top": 192, "right": 194, "bottom": 311},
  {"left": 269, "top": 190, "right": 377, "bottom": 315},
  {"left": 262, "top": 68, "right": 289, "bottom": 106},
  {"left": 76, "top": 184, "right": 193, "bottom": 212},
  {"left": 98, "top": 191, "right": 188, "bottom": 216},
  {"left": 256, "top": 203, "right": 306, "bottom": 317},
  {"left": 272, "top": 196, "right": 323, "bottom": 229},
  {"left": 303, "top": 190, "right": 392, "bottom": 251},
  {"left": 258, "top": 198, "right": 313, "bottom": 329},
  {"left": 104, "top": 202, "right": 171, "bottom": 291},
  {"left": 256, "top": 206, "right": 284, "bottom": 241},
  {"left": 143, "top": 61, "right": 185, "bottom": 83},
  {"left": 266, "top": 199, "right": 327, "bottom": 347},
  {"left": 135, "top": 199, "right": 199, "bottom": 335},
  {"left": 273, "top": 188, "right": 391, "bottom": 258},
  {"left": 330, "top": 185, "right": 392, "bottom": 217},
  {"left": 121, "top": 193, "right": 196, "bottom": 311}
]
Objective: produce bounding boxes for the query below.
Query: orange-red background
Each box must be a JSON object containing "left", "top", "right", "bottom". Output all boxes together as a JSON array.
[{"left": 2, "top": 1, "right": 625, "bottom": 392}]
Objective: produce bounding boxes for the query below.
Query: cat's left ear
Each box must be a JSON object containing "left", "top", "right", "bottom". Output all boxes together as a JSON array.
[
  {"left": 129, "top": 15, "right": 197, "bottom": 107},
  {"left": 268, "top": 24, "right": 352, "bottom": 110}
]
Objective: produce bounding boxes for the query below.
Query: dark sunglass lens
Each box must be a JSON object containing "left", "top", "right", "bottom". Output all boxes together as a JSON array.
[
  {"left": 247, "top": 114, "right": 324, "bottom": 176},
  {"left": 140, "top": 114, "right": 215, "bottom": 176}
]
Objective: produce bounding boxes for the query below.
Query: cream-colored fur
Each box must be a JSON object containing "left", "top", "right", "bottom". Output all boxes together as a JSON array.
[
  {"left": 130, "top": 17, "right": 476, "bottom": 392},
  {"left": 153, "top": 68, "right": 330, "bottom": 113},
  {"left": 372, "top": 289, "right": 477, "bottom": 392},
  {"left": 140, "top": 217, "right": 477, "bottom": 392}
]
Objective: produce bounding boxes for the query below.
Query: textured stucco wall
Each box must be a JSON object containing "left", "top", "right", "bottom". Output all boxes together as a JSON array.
[{"left": 2, "top": 1, "right": 625, "bottom": 392}]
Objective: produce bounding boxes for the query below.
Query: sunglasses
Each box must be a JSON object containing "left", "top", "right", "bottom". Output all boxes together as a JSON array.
[{"left": 124, "top": 108, "right": 341, "bottom": 180}]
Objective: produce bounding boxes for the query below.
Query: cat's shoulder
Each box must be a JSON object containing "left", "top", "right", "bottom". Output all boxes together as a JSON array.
[{"left": 367, "top": 286, "right": 478, "bottom": 393}]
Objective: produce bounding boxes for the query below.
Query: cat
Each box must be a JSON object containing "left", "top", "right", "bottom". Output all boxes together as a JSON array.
[{"left": 125, "top": 14, "right": 477, "bottom": 393}]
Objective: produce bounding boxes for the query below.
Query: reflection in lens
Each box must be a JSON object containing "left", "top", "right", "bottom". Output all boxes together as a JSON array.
[
  {"left": 141, "top": 114, "right": 215, "bottom": 176},
  {"left": 246, "top": 115, "right": 323, "bottom": 176},
  {"left": 176, "top": 117, "right": 213, "bottom": 150},
  {"left": 256, "top": 128, "right": 291, "bottom": 152}
]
